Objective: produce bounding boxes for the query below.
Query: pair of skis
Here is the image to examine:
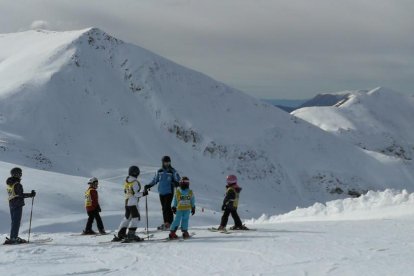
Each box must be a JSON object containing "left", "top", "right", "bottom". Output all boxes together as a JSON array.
[
  {"left": 207, "top": 227, "right": 255, "bottom": 234},
  {"left": 3, "top": 237, "right": 53, "bottom": 245}
]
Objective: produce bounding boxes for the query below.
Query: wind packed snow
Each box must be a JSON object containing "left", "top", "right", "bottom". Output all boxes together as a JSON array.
[{"left": 248, "top": 189, "right": 414, "bottom": 223}]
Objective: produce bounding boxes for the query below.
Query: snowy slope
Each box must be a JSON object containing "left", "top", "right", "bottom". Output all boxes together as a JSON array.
[
  {"left": 1, "top": 188, "right": 414, "bottom": 276},
  {"left": 293, "top": 87, "right": 414, "bottom": 160},
  {"left": 0, "top": 29, "right": 414, "bottom": 216}
]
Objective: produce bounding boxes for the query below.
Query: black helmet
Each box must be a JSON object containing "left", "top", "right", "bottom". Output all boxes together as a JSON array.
[
  {"left": 128, "top": 166, "right": 140, "bottom": 178},
  {"left": 162, "top": 156, "right": 171, "bottom": 163},
  {"left": 179, "top": 176, "right": 190, "bottom": 190},
  {"left": 10, "top": 167, "right": 22, "bottom": 178}
]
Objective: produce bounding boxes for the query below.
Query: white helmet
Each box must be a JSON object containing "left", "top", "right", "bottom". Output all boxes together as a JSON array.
[{"left": 88, "top": 177, "right": 99, "bottom": 186}]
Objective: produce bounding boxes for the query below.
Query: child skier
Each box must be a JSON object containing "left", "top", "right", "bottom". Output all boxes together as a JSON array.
[
  {"left": 83, "top": 177, "right": 106, "bottom": 235},
  {"left": 169, "top": 177, "right": 195, "bottom": 240},
  {"left": 112, "top": 166, "right": 148, "bottom": 242},
  {"left": 4, "top": 167, "right": 36, "bottom": 245},
  {"left": 217, "top": 175, "right": 248, "bottom": 231}
]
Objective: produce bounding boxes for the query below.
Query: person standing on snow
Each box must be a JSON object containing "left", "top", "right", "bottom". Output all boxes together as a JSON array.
[
  {"left": 83, "top": 177, "right": 106, "bottom": 235},
  {"left": 145, "top": 156, "right": 180, "bottom": 230},
  {"left": 112, "top": 166, "right": 148, "bottom": 242},
  {"left": 168, "top": 177, "right": 195, "bottom": 240},
  {"left": 217, "top": 175, "right": 249, "bottom": 231},
  {"left": 4, "top": 167, "right": 36, "bottom": 245}
]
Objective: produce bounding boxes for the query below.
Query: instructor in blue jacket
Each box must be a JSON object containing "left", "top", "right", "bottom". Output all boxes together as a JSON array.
[{"left": 145, "top": 156, "right": 180, "bottom": 230}]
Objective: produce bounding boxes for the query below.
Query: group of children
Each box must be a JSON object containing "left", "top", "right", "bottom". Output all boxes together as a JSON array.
[{"left": 4, "top": 156, "right": 247, "bottom": 245}]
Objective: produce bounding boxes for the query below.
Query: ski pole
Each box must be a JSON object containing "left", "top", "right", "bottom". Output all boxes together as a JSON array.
[
  {"left": 145, "top": 196, "right": 149, "bottom": 240},
  {"left": 28, "top": 196, "right": 35, "bottom": 243},
  {"left": 145, "top": 195, "right": 149, "bottom": 240}
]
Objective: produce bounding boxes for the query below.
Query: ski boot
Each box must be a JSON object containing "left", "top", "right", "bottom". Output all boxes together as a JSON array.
[
  {"left": 230, "top": 225, "right": 250, "bottom": 231},
  {"left": 111, "top": 235, "right": 123, "bottom": 242},
  {"left": 217, "top": 226, "right": 226, "bottom": 231},
  {"left": 98, "top": 229, "right": 107, "bottom": 235},
  {"left": 82, "top": 229, "right": 97, "bottom": 235},
  {"left": 169, "top": 231, "right": 179, "bottom": 240},
  {"left": 158, "top": 223, "right": 171, "bottom": 231},
  {"left": 4, "top": 237, "right": 27, "bottom": 245},
  {"left": 182, "top": 231, "right": 190, "bottom": 239},
  {"left": 112, "top": 227, "right": 127, "bottom": 242},
  {"left": 124, "top": 230, "right": 143, "bottom": 242}
]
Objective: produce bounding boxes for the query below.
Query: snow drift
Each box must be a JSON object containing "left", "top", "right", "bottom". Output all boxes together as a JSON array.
[{"left": 248, "top": 189, "right": 414, "bottom": 223}]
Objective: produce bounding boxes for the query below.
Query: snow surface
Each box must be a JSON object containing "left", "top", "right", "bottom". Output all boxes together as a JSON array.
[
  {"left": 1, "top": 28, "right": 413, "bottom": 215},
  {"left": 1, "top": 168, "right": 414, "bottom": 276}
]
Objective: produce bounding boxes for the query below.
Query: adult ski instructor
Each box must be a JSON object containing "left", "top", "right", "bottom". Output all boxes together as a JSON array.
[{"left": 145, "top": 156, "right": 180, "bottom": 230}]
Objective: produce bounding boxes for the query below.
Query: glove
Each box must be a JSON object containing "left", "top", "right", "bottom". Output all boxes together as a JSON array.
[
  {"left": 191, "top": 207, "right": 195, "bottom": 216},
  {"left": 144, "top": 185, "right": 152, "bottom": 191},
  {"left": 172, "top": 206, "right": 177, "bottom": 214},
  {"left": 31, "top": 190, "right": 36, "bottom": 198},
  {"left": 142, "top": 190, "right": 149, "bottom": 196},
  {"left": 97, "top": 205, "right": 102, "bottom": 212}
]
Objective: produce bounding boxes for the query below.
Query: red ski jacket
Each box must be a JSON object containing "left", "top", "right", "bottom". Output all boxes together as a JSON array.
[{"left": 85, "top": 188, "right": 99, "bottom": 212}]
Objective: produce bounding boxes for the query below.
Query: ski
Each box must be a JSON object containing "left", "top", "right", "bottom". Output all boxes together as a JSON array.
[
  {"left": 70, "top": 231, "right": 113, "bottom": 237},
  {"left": 3, "top": 237, "right": 53, "bottom": 245},
  {"left": 207, "top": 227, "right": 232, "bottom": 234},
  {"left": 29, "top": 238, "right": 54, "bottom": 244},
  {"left": 99, "top": 234, "right": 155, "bottom": 244},
  {"left": 163, "top": 232, "right": 196, "bottom": 242},
  {"left": 121, "top": 234, "right": 156, "bottom": 243}
]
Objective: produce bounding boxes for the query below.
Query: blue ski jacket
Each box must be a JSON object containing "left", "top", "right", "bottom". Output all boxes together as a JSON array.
[{"left": 147, "top": 167, "right": 180, "bottom": 195}]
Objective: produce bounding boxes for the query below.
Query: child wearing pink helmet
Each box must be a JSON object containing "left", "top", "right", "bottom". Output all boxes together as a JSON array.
[{"left": 217, "top": 175, "right": 248, "bottom": 231}]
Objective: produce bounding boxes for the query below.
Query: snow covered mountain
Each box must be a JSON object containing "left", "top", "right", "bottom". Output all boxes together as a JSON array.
[
  {"left": 298, "top": 91, "right": 353, "bottom": 108},
  {"left": 293, "top": 87, "right": 414, "bottom": 161},
  {"left": 1, "top": 28, "right": 413, "bottom": 216}
]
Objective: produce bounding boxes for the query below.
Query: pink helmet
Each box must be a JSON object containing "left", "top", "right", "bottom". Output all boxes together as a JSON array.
[{"left": 226, "top": 175, "right": 237, "bottom": 185}]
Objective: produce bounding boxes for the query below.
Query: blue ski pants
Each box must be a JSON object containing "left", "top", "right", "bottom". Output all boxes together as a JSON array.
[
  {"left": 10, "top": 206, "right": 23, "bottom": 239},
  {"left": 170, "top": 210, "right": 191, "bottom": 232}
]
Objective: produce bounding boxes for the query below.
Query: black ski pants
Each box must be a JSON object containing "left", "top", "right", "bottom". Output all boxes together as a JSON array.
[
  {"left": 220, "top": 208, "right": 242, "bottom": 228},
  {"left": 85, "top": 210, "right": 104, "bottom": 231},
  {"left": 160, "top": 193, "right": 174, "bottom": 224}
]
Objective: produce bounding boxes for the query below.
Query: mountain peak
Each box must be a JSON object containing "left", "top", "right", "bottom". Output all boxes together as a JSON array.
[{"left": 75, "top": 27, "right": 124, "bottom": 46}]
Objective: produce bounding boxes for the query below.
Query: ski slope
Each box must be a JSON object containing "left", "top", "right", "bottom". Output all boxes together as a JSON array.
[{"left": 1, "top": 188, "right": 414, "bottom": 275}]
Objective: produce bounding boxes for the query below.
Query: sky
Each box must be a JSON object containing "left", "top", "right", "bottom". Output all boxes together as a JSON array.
[{"left": 0, "top": 0, "right": 413, "bottom": 99}]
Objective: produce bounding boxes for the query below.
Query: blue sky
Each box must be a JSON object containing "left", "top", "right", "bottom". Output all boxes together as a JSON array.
[{"left": 1, "top": 0, "right": 413, "bottom": 99}]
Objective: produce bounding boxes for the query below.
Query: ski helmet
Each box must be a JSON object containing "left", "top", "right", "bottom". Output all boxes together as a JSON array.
[
  {"left": 179, "top": 176, "right": 190, "bottom": 190},
  {"left": 88, "top": 177, "right": 99, "bottom": 187},
  {"left": 10, "top": 167, "right": 22, "bottom": 178},
  {"left": 226, "top": 175, "right": 237, "bottom": 185},
  {"left": 162, "top": 156, "right": 171, "bottom": 163},
  {"left": 128, "top": 166, "right": 140, "bottom": 178}
]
